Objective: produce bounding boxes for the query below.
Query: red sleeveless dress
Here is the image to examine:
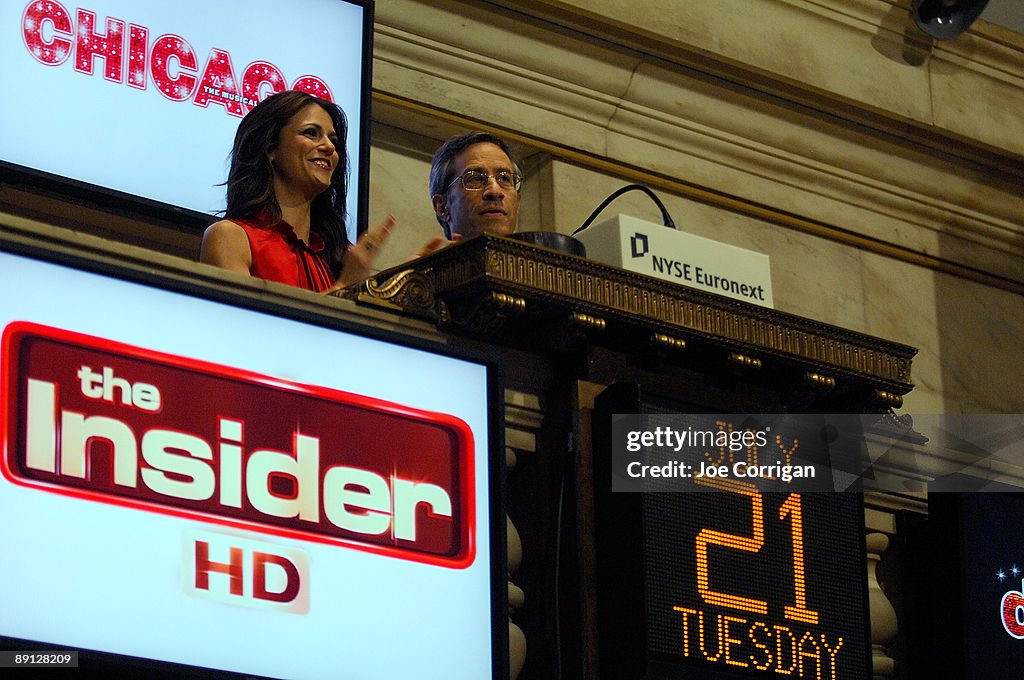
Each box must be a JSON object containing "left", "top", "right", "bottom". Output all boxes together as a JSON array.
[{"left": 232, "top": 215, "right": 335, "bottom": 292}]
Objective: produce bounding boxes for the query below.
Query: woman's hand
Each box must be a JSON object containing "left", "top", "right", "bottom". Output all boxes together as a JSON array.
[{"left": 331, "top": 215, "right": 396, "bottom": 291}]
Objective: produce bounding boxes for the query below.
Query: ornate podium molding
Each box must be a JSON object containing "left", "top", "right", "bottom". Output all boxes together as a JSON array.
[{"left": 350, "top": 235, "right": 916, "bottom": 410}]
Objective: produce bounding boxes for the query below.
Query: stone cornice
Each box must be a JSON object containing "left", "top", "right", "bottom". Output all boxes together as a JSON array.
[
  {"left": 373, "top": 23, "right": 626, "bottom": 154},
  {"left": 488, "top": 0, "right": 1024, "bottom": 153}
]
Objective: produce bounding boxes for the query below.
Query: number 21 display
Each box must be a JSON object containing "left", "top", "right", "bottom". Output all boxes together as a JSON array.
[{"left": 614, "top": 482, "right": 870, "bottom": 679}]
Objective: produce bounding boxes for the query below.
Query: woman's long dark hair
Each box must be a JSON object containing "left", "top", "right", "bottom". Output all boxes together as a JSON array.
[{"left": 225, "top": 90, "right": 350, "bottom": 277}]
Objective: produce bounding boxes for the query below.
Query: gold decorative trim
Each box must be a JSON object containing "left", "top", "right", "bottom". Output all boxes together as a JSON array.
[
  {"left": 872, "top": 390, "right": 904, "bottom": 409},
  {"left": 728, "top": 353, "right": 763, "bottom": 371},
  {"left": 354, "top": 268, "right": 435, "bottom": 316},
  {"left": 570, "top": 312, "right": 606, "bottom": 331},
  {"left": 652, "top": 333, "right": 687, "bottom": 351},
  {"left": 434, "top": 289, "right": 527, "bottom": 334},
  {"left": 362, "top": 235, "right": 917, "bottom": 394},
  {"left": 803, "top": 372, "right": 837, "bottom": 391},
  {"left": 491, "top": 292, "right": 527, "bottom": 313}
]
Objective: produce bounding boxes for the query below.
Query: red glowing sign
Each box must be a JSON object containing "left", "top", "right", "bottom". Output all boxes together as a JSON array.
[
  {"left": 21, "top": 1, "right": 333, "bottom": 116},
  {"left": 1001, "top": 581, "right": 1024, "bottom": 639},
  {"left": 1, "top": 321, "right": 476, "bottom": 568}
]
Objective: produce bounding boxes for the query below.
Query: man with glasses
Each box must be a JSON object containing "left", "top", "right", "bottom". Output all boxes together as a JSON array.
[{"left": 429, "top": 132, "right": 522, "bottom": 240}]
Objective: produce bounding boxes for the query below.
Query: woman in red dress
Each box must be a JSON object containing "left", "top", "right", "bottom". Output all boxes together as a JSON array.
[{"left": 200, "top": 90, "right": 412, "bottom": 292}]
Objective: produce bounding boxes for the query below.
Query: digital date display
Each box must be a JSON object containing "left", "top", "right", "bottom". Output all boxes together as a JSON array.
[{"left": 642, "top": 484, "right": 869, "bottom": 680}]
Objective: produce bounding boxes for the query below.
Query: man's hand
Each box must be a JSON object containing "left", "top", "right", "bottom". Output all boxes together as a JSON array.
[{"left": 410, "top": 233, "right": 462, "bottom": 259}]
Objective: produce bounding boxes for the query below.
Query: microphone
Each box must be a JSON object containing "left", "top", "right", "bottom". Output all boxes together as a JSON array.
[{"left": 571, "top": 184, "right": 676, "bottom": 237}]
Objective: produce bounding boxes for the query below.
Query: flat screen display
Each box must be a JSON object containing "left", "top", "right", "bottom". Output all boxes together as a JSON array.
[
  {"left": 636, "top": 492, "right": 869, "bottom": 680},
  {"left": 0, "top": 0, "right": 371, "bottom": 238},
  {"left": 593, "top": 385, "right": 871, "bottom": 680},
  {"left": 0, "top": 249, "right": 503, "bottom": 679},
  {"left": 912, "top": 493, "right": 1024, "bottom": 680}
]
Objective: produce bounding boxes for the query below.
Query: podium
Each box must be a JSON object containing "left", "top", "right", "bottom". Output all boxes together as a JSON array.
[
  {"left": 355, "top": 234, "right": 914, "bottom": 412},
  {"left": 353, "top": 234, "right": 916, "bottom": 680}
]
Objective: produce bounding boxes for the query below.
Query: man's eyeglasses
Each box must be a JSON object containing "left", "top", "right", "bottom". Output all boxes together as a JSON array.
[{"left": 446, "top": 169, "right": 522, "bottom": 192}]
